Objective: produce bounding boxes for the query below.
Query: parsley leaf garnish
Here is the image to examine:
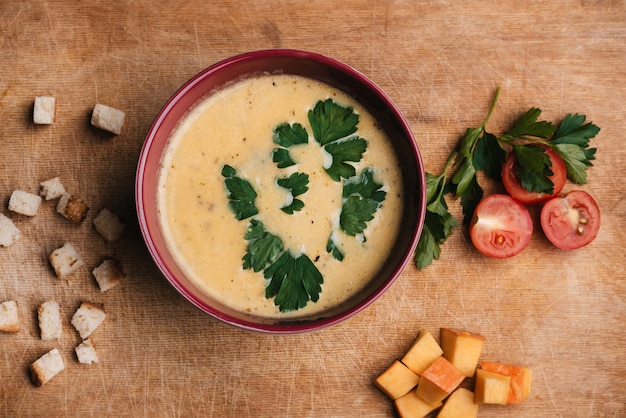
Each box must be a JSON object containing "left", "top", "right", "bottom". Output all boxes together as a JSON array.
[
  {"left": 241, "top": 219, "right": 323, "bottom": 312},
  {"left": 339, "top": 168, "right": 386, "bottom": 237},
  {"left": 277, "top": 172, "right": 309, "bottom": 214},
  {"left": 308, "top": 99, "right": 366, "bottom": 181},
  {"left": 272, "top": 123, "right": 309, "bottom": 168},
  {"left": 343, "top": 167, "right": 386, "bottom": 202},
  {"left": 326, "top": 235, "right": 345, "bottom": 261},
  {"left": 221, "top": 165, "right": 258, "bottom": 220},
  {"left": 264, "top": 252, "right": 323, "bottom": 312},
  {"left": 323, "top": 137, "right": 368, "bottom": 181},
  {"left": 308, "top": 99, "right": 359, "bottom": 145},
  {"left": 414, "top": 87, "right": 600, "bottom": 270},
  {"left": 340, "top": 196, "right": 379, "bottom": 236},
  {"left": 242, "top": 219, "right": 283, "bottom": 272}
]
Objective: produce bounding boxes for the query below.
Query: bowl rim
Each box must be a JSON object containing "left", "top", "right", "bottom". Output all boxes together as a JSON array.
[{"left": 136, "top": 48, "right": 426, "bottom": 333}]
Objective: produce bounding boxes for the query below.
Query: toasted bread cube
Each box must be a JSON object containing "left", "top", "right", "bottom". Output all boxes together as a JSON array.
[
  {"left": 401, "top": 330, "right": 444, "bottom": 375},
  {"left": 40, "top": 177, "right": 65, "bottom": 200},
  {"left": 71, "top": 302, "right": 106, "bottom": 339},
  {"left": 416, "top": 356, "right": 465, "bottom": 405},
  {"left": 38, "top": 301, "right": 62, "bottom": 341},
  {"left": 93, "top": 208, "right": 126, "bottom": 241},
  {"left": 9, "top": 189, "right": 42, "bottom": 217},
  {"left": 374, "top": 360, "right": 420, "bottom": 400},
  {"left": 474, "top": 369, "right": 511, "bottom": 405},
  {"left": 57, "top": 193, "right": 89, "bottom": 224},
  {"left": 49, "top": 242, "right": 84, "bottom": 279},
  {"left": 33, "top": 96, "right": 56, "bottom": 125},
  {"left": 395, "top": 389, "right": 442, "bottom": 418},
  {"left": 440, "top": 328, "right": 485, "bottom": 377},
  {"left": 30, "top": 348, "right": 64, "bottom": 386},
  {"left": 437, "top": 388, "right": 479, "bottom": 418},
  {"left": 0, "top": 214, "right": 20, "bottom": 247},
  {"left": 91, "top": 103, "right": 125, "bottom": 135},
  {"left": 75, "top": 338, "right": 99, "bottom": 364},
  {"left": 92, "top": 258, "right": 124, "bottom": 292},
  {"left": 0, "top": 300, "right": 20, "bottom": 333}
]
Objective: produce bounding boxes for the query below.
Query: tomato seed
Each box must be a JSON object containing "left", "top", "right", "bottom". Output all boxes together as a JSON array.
[{"left": 577, "top": 226, "right": 585, "bottom": 234}]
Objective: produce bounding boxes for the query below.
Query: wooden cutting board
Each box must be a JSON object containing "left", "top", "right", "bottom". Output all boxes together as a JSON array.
[{"left": 1, "top": 1, "right": 624, "bottom": 416}]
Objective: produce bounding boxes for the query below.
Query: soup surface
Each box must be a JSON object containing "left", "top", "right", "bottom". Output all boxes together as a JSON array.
[{"left": 157, "top": 74, "right": 404, "bottom": 318}]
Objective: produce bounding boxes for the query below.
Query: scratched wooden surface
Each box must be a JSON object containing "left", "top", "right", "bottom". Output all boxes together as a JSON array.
[{"left": 1, "top": 1, "right": 625, "bottom": 417}]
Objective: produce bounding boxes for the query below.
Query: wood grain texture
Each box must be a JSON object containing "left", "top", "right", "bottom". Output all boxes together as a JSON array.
[{"left": 0, "top": 0, "right": 624, "bottom": 416}]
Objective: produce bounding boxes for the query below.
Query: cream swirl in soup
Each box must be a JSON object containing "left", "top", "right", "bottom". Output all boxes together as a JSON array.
[{"left": 157, "top": 74, "right": 404, "bottom": 318}]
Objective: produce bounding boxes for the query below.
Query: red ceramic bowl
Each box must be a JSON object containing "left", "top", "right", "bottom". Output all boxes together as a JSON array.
[{"left": 136, "top": 49, "right": 426, "bottom": 333}]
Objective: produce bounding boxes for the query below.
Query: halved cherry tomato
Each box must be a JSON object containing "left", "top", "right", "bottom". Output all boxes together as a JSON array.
[
  {"left": 540, "top": 190, "right": 600, "bottom": 250},
  {"left": 502, "top": 144, "right": 567, "bottom": 205},
  {"left": 469, "top": 194, "right": 533, "bottom": 258}
]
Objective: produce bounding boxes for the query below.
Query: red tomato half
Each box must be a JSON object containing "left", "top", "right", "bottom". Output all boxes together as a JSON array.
[
  {"left": 540, "top": 190, "right": 600, "bottom": 250},
  {"left": 469, "top": 194, "right": 533, "bottom": 259},
  {"left": 502, "top": 144, "right": 567, "bottom": 205}
]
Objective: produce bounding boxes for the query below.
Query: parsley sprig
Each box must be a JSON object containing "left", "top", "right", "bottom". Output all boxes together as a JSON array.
[
  {"left": 222, "top": 168, "right": 323, "bottom": 312},
  {"left": 415, "top": 87, "right": 600, "bottom": 270},
  {"left": 309, "top": 99, "right": 368, "bottom": 181},
  {"left": 277, "top": 172, "right": 309, "bottom": 214}
]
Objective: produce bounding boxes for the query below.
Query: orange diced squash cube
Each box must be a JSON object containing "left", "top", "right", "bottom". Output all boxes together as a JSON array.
[
  {"left": 401, "top": 330, "right": 444, "bottom": 375},
  {"left": 474, "top": 368, "right": 511, "bottom": 405},
  {"left": 395, "top": 389, "right": 442, "bottom": 418},
  {"left": 416, "top": 356, "right": 465, "bottom": 405},
  {"left": 440, "top": 328, "right": 485, "bottom": 377},
  {"left": 480, "top": 361, "right": 533, "bottom": 404},
  {"left": 374, "top": 360, "right": 420, "bottom": 400},
  {"left": 437, "top": 387, "right": 479, "bottom": 418}
]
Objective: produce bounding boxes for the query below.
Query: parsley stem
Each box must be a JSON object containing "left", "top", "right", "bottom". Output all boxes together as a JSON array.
[{"left": 481, "top": 86, "right": 501, "bottom": 130}]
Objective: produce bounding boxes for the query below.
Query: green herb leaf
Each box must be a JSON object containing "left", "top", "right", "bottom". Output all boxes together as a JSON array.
[
  {"left": 551, "top": 113, "right": 599, "bottom": 184},
  {"left": 473, "top": 131, "right": 506, "bottom": 181},
  {"left": 272, "top": 123, "right": 309, "bottom": 168},
  {"left": 222, "top": 165, "right": 258, "bottom": 220},
  {"left": 308, "top": 99, "right": 359, "bottom": 146},
  {"left": 326, "top": 235, "right": 345, "bottom": 261},
  {"left": 324, "top": 136, "right": 368, "bottom": 181},
  {"left": 342, "top": 168, "right": 386, "bottom": 202},
  {"left": 339, "top": 195, "right": 379, "bottom": 236},
  {"left": 264, "top": 252, "right": 323, "bottom": 312},
  {"left": 415, "top": 208, "right": 457, "bottom": 270},
  {"left": 459, "top": 175, "right": 483, "bottom": 225},
  {"left": 273, "top": 122, "right": 309, "bottom": 147},
  {"left": 553, "top": 143, "right": 593, "bottom": 184},
  {"left": 272, "top": 148, "right": 296, "bottom": 168},
  {"left": 277, "top": 172, "right": 309, "bottom": 214},
  {"left": 451, "top": 158, "right": 477, "bottom": 197},
  {"left": 242, "top": 219, "right": 283, "bottom": 272},
  {"left": 513, "top": 144, "right": 555, "bottom": 194},
  {"left": 503, "top": 107, "right": 556, "bottom": 139}
]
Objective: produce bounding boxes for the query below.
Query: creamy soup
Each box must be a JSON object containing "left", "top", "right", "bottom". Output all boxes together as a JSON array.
[{"left": 157, "top": 74, "right": 404, "bottom": 318}]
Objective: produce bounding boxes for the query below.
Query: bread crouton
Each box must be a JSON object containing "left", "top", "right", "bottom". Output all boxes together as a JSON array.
[
  {"left": 75, "top": 338, "right": 99, "bottom": 364},
  {"left": 38, "top": 301, "right": 62, "bottom": 341},
  {"left": 8, "top": 189, "right": 42, "bottom": 217},
  {"left": 71, "top": 302, "right": 106, "bottom": 339},
  {"left": 91, "top": 103, "right": 125, "bottom": 135},
  {"left": 30, "top": 348, "right": 65, "bottom": 386},
  {"left": 57, "top": 193, "right": 89, "bottom": 224},
  {"left": 0, "top": 213, "right": 20, "bottom": 247},
  {"left": 40, "top": 177, "right": 66, "bottom": 200},
  {"left": 0, "top": 300, "right": 20, "bottom": 333},
  {"left": 92, "top": 258, "right": 124, "bottom": 292},
  {"left": 49, "top": 242, "right": 84, "bottom": 279},
  {"left": 93, "top": 208, "right": 126, "bottom": 242},
  {"left": 33, "top": 96, "right": 56, "bottom": 125}
]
